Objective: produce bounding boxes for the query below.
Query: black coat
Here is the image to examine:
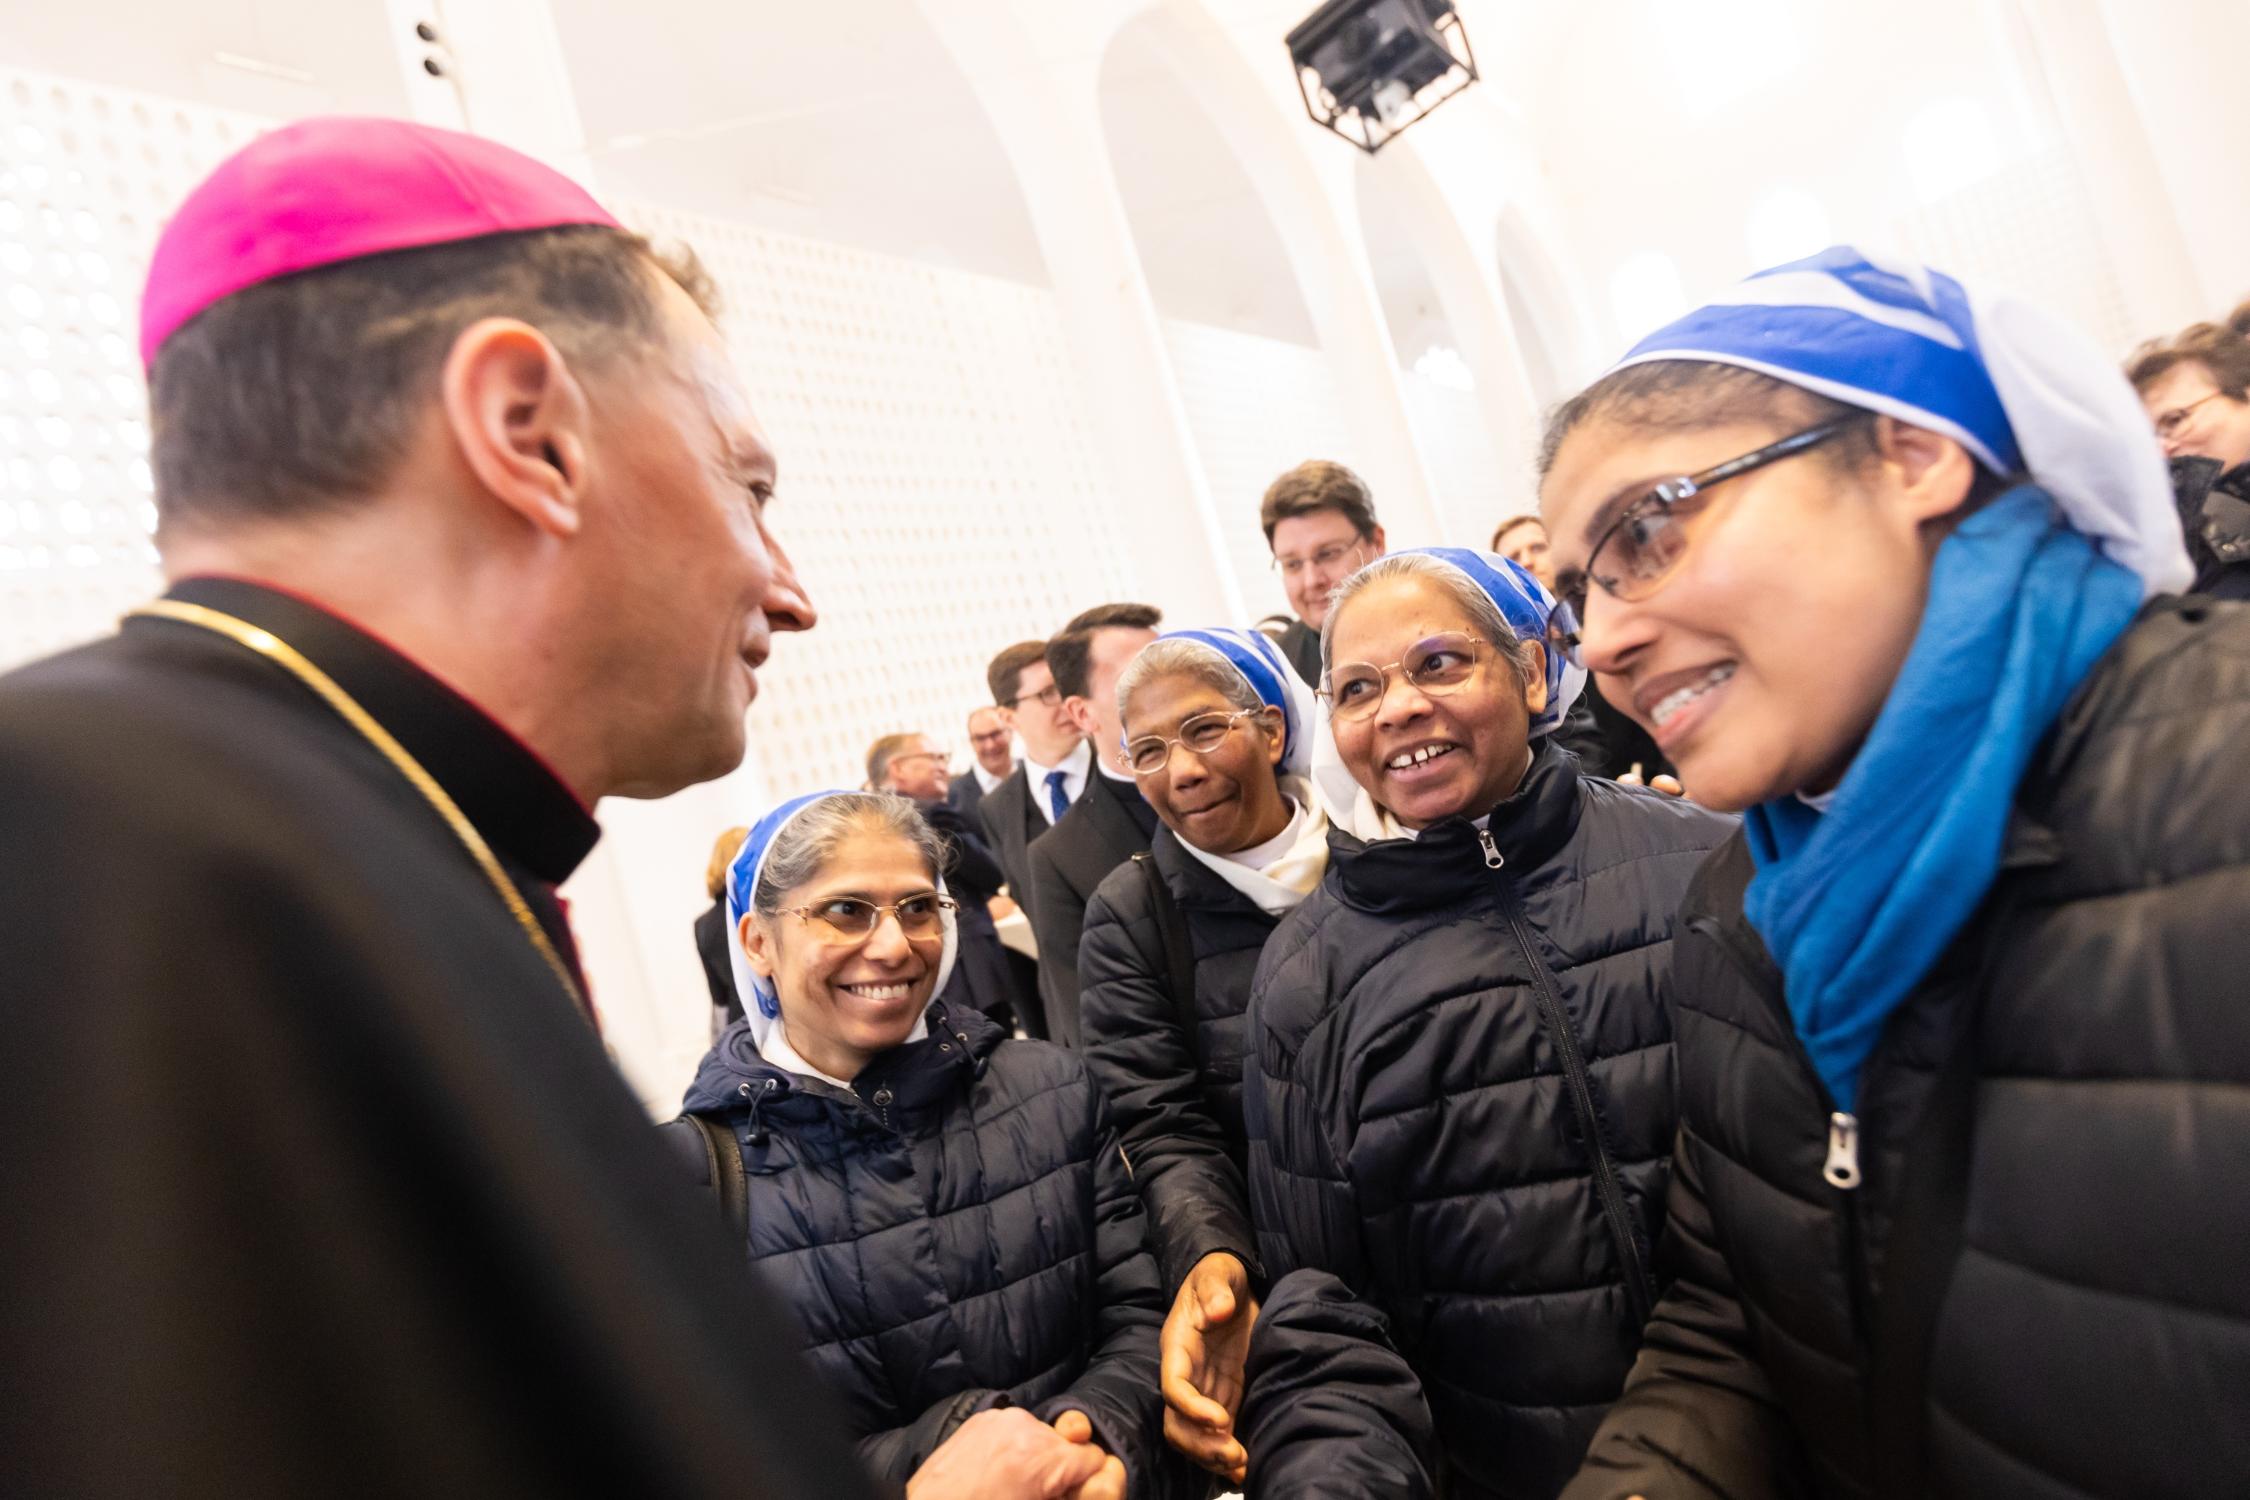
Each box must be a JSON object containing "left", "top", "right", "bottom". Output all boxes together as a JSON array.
[
  {"left": 2168, "top": 454, "right": 2250, "bottom": 600},
  {"left": 1079, "top": 828, "right": 1274, "bottom": 1291},
  {"left": 919, "top": 799, "right": 1016, "bottom": 1022},
  {"left": 670, "top": 1006, "right": 1194, "bottom": 1496},
  {"left": 0, "top": 577, "right": 876, "bottom": 1499},
  {"left": 1564, "top": 596, "right": 2250, "bottom": 1500},
  {"left": 694, "top": 900, "right": 741, "bottom": 1025},
  {"left": 1277, "top": 617, "right": 1322, "bottom": 688},
  {"left": 1246, "top": 746, "right": 1737, "bottom": 1499},
  {"left": 946, "top": 767, "right": 986, "bottom": 821},
  {"left": 1028, "top": 770, "right": 1157, "bottom": 1048}
]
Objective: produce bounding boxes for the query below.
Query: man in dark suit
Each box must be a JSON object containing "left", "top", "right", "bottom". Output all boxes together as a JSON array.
[
  {"left": 1025, "top": 604, "right": 1162, "bottom": 1048},
  {"left": 974, "top": 641, "right": 1087, "bottom": 1041},
  {"left": 948, "top": 703, "right": 1015, "bottom": 821},
  {"left": 1260, "top": 460, "right": 1387, "bottom": 688}
]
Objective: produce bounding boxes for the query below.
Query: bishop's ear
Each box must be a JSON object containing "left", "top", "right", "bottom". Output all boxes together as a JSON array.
[{"left": 440, "top": 316, "right": 593, "bottom": 540}]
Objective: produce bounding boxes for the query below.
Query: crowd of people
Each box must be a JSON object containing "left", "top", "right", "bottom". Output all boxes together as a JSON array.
[{"left": 5, "top": 116, "right": 2248, "bottom": 1500}]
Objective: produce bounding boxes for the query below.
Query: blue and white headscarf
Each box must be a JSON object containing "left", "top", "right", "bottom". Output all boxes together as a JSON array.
[
  {"left": 1309, "top": 546, "right": 1587, "bottom": 837},
  {"left": 1158, "top": 626, "right": 1317, "bottom": 777},
  {"left": 1615, "top": 245, "right": 2190, "bottom": 596},
  {"left": 1609, "top": 247, "right": 2184, "bottom": 1112},
  {"left": 724, "top": 790, "right": 955, "bottom": 1059}
]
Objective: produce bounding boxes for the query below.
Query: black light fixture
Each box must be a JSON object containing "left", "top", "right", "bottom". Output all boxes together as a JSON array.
[{"left": 1286, "top": 0, "right": 1478, "bottom": 154}]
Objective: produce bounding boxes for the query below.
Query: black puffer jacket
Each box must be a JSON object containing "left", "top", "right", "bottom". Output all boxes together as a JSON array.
[
  {"left": 671, "top": 1005, "right": 1194, "bottom": 1497},
  {"left": 1079, "top": 827, "right": 1275, "bottom": 1292},
  {"left": 1245, "top": 746, "right": 1737, "bottom": 1499},
  {"left": 1564, "top": 596, "right": 2250, "bottom": 1500}
]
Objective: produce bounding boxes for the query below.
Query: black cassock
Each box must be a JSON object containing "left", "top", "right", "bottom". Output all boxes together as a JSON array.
[{"left": 0, "top": 577, "right": 878, "bottom": 1499}]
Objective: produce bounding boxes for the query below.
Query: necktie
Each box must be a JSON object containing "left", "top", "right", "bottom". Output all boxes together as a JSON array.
[{"left": 1045, "top": 768, "right": 1072, "bottom": 824}]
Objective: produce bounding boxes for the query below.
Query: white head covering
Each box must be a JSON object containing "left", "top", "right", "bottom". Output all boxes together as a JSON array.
[
  {"left": 725, "top": 790, "right": 956, "bottom": 1066},
  {"left": 1611, "top": 245, "right": 2191, "bottom": 596},
  {"left": 1308, "top": 547, "right": 1587, "bottom": 841}
]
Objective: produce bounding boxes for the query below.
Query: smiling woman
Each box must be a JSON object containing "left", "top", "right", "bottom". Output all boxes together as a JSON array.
[
  {"left": 1538, "top": 249, "right": 2250, "bottom": 1500},
  {"left": 1240, "top": 547, "right": 1737, "bottom": 1497},
  {"left": 664, "top": 790, "right": 1198, "bottom": 1498}
]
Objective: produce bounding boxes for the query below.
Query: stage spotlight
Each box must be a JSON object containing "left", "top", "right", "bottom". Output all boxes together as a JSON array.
[{"left": 1285, "top": 0, "right": 1478, "bottom": 154}]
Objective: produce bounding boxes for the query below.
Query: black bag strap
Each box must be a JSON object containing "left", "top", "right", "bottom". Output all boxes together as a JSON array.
[
  {"left": 1131, "top": 851, "right": 1202, "bottom": 1061},
  {"left": 681, "top": 1112, "right": 750, "bottom": 1240}
]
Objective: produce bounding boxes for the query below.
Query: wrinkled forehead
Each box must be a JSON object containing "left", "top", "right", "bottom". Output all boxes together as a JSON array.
[{"left": 1330, "top": 574, "right": 1478, "bottom": 660}]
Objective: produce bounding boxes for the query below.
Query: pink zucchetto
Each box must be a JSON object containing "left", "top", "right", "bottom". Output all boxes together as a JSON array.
[{"left": 139, "top": 115, "right": 621, "bottom": 369}]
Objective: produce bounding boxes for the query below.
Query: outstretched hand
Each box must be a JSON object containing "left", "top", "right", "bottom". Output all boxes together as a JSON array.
[{"left": 1160, "top": 1251, "right": 1260, "bottom": 1485}]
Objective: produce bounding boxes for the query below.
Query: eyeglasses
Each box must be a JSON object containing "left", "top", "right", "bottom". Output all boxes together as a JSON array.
[
  {"left": 1124, "top": 707, "right": 1272, "bottom": 776},
  {"left": 1271, "top": 541, "right": 1366, "bottom": 580},
  {"left": 1319, "top": 632, "right": 1487, "bottom": 723},
  {"left": 1547, "top": 414, "right": 1868, "bottom": 668},
  {"left": 777, "top": 893, "right": 957, "bottom": 943},
  {"left": 888, "top": 750, "right": 948, "bottom": 770},
  {"left": 1008, "top": 685, "right": 1062, "bottom": 710},
  {"left": 2153, "top": 390, "right": 2225, "bottom": 440}
]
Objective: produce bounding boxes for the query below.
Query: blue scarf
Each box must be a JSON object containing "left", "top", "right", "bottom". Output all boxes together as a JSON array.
[{"left": 1742, "top": 487, "right": 2141, "bottom": 1111}]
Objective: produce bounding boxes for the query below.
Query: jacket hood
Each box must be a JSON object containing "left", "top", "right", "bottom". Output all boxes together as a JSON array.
[{"left": 1326, "top": 739, "right": 1584, "bottom": 916}]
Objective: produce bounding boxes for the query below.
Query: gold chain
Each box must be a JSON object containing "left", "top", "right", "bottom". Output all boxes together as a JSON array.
[{"left": 126, "top": 598, "right": 590, "bottom": 1021}]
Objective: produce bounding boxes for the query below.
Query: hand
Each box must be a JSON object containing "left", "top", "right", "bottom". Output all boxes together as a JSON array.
[
  {"left": 1616, "top": 763, "right": 1685, "bottom": 797},
  {"left": 907, "top": 1407, "right": 1105, "bottom": 1500},
  {"left": 1051, "top": 1412, "right": 1126, "bottom": 1500},
  {"left": 1160, "top": 1252, "right": 1259, "bottom": 1485},
  {"left": 990, "top": 893, "right": 1021, "bottom": 921}
]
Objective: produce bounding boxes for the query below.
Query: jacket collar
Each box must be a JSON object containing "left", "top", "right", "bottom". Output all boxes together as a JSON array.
[
  {"left": 147, "top": 575, "right": 599, "bottom": 885},
  {"left": 686, "top": 1001, "right": 1004, "bottom": 1126},
  {"left": 1327, "top": 740, "right": 1583, "bottom": 914}
]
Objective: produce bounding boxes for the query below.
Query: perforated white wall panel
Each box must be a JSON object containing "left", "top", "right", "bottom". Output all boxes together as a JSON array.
[
  {"left": 1161, "top": 318, "right": 1372, "bottom": 622},
  {"left": 0, "top": 68, "right": 268, "bottom": 672},
  {"left": 1401, "top": 373, "right": 1517, "bottom": 548},
  {"left": 1897, "top": 147, "right": 2135, "bottom": 356},
  {"left": 623, "top": 202, "right": 1136, "bottom": 797}
]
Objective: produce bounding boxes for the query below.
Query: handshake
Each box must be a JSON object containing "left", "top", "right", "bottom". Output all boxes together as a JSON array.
[{"left": 908, "top": 1407, "right": 1128, "bottom": 1500}]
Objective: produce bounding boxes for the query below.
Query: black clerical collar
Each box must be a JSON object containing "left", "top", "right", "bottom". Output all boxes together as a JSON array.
[{"left": 158, "top": 576, "right": 601, "bottom": 885}]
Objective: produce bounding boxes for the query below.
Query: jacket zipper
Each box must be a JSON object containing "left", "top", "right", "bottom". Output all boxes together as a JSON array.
[
  {"left": 1688, "top": 914, "right": 1874, "bottom": 1347},
  {"left": 1480, "top": 827, "right": 1658, "bottom": 1323}
]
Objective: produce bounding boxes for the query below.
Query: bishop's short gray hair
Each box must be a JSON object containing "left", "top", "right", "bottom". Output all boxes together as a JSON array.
[{"left": 1318, "top": 553, "right": 1535, "bottom": 690}]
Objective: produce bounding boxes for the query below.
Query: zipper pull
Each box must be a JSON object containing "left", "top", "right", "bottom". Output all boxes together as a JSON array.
[
  {"left": 1823, "top": 1111, "right": 1862, "bottom": 1190},
  {"left": 1476, "top": 828, "right": 1505, "bottom": 869}
]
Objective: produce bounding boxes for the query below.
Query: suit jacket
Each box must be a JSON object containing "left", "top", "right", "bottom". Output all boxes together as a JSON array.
[
  {"left": 693, "top": 901, "right": 740, "bottom": 1027},
  {"left": 947, "top": 768, "right": 986, "bottom": 821},
  {"left": 1027, "top": 770, "right": 1155, "bottom": 1049},
  {"left": 975, "top": 764, "right": 1046, "bottom": 913},
  {"left": 1277, "top": 618, "right": 1322, "bottom": 689}
]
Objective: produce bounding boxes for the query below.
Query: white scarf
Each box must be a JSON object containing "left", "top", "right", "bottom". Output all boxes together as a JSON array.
[{"left": 1176, "top": 778, "right": 1332, "bottom": 915}]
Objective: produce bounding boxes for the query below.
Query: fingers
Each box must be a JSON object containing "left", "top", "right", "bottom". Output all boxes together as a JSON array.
[
  {"left": 1651, "top": 775, "right": 1685, "bottom": 797},
  {"left": 1051, "top": 1409, "right": 1094, "bottom": 1445},
  {"left": 1074, "top": 1455, "right": 1128, "bottom": 1500},
  {"left": 1164, "top": 1404, "right": 1248, "bottom": 1480}
]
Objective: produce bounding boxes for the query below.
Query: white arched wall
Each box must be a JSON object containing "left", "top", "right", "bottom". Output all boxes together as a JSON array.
[{"left": 1119, "top": 0, "right": 1444, "bottom": 553}]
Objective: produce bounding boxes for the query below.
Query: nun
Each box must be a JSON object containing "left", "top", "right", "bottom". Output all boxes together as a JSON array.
[
  {"left": 1540, "top": 249, "right": 2250, "bottom": 1497},
  {"left": 1076, "top": 628, "right": 1334, "bottom": 1484},
  {"left": 667, "top": 790, "right": 1197, "bottom": 1499},
  {"left": 1240, "top": 548, "right": 1737, "bottom": 1500}
]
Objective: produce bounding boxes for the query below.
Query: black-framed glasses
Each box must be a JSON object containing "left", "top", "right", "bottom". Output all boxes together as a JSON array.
[
  {"left": 777, "top": 893, "right": 957, "bottom": 943},
  {"left": 1547, "top": 414, "right": 1867, "bottom": 668},
  {"left": 1124, "top": 707, "right": 1272, "bottom": 776},
  {"left": 1319, "top": 632, "right": 1487, "bottom": 723},
  {"left": 2153, "top": 390, "right": 2224, "bottom": 441},
  {"left": 1008, "top": 685, "right": 1062, "bottom": 710}
]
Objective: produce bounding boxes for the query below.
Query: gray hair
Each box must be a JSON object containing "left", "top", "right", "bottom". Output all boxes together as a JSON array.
[
  {"left": 1319, "top": 553, "right": 1535, "bottom": 690},
  {"left": 751, "top": 792, "right": 947, "bottom": 916},
  {"left": 1115, "top": 637, "right": 1265, "bottom": 727}
]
